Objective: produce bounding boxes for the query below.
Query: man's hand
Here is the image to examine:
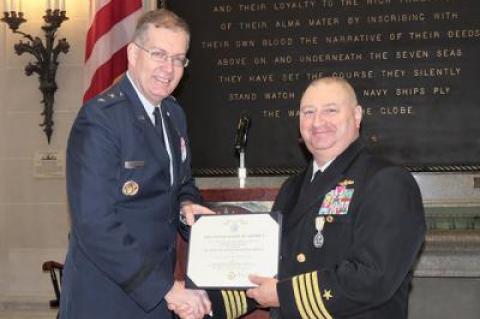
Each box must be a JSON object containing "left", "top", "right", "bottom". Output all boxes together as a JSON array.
[
  {"left": 180, "top": 201, "right": 215, "bottom": 226},
  {"left": 165, "top": 281, "right": 211, "bottom": 319},
  {"left": 246, "top": 275, "right": 280, "bottom": 308}
]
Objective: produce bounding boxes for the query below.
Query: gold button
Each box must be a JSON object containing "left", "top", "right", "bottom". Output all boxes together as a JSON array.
[
  {"left": 296, "top": 253, "right": 306, "bottom": 263},
  {"left": 326, "top": 215, "right": 334, "bottom": 223}
]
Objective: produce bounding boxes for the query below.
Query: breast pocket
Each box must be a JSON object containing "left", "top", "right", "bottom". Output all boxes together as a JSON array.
[
  {"left": 320, "top": 214, "right": 354, "bottom": 263},
  {"left": 323, "top": 214, "right": 353, "bottom": 237}
]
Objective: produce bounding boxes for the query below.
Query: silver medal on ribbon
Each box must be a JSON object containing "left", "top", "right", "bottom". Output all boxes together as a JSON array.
[
  {"left": 313, "top": 216, "right": 325, "bottom": 248},
  {"left": 313, "top": 232, "right": 324, "bottom": 248}
]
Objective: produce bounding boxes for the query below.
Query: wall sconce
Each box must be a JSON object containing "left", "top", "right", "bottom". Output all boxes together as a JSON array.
[{"left": 1, "top": 0, "right": 69, "bottom": 144}]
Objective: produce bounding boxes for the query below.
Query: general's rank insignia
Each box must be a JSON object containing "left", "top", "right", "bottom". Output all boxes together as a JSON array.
[
  {"left": 319, "top": 179, "right": 354, "bottom": 215},
  {"left": 122, "top": 180, "right": 139, "bottom": 196},
  {"left": 180, "top": 137, "right": 187, "bottom": 162}
]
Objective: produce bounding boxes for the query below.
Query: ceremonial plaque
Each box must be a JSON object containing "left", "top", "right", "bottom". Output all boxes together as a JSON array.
[
  {"left": 168, "top": 1, "right": 480, "bottom": 174},
  {"left": 186, "top": 212, "right": 282, "bottom": 289}
]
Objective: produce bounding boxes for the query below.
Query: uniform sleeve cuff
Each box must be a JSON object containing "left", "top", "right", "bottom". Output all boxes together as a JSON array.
[
  {"left": 208, "top": 290, "right": 256, "bottom": 319},
  {"left": 277, "top": 271, "right": 332, "bottom": 319},
  {"left": 127, "top": 262, "right": 174, "bottom": 312}
]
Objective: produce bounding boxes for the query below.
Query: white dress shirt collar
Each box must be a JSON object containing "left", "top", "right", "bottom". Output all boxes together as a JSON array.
[{"left": 311, "top": 159, "right": 334, "bottom": 181}]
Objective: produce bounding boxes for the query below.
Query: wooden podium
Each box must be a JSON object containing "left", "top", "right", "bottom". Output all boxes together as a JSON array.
[{"left": 175, "top": 188, "right": 279, "bottom": 319}]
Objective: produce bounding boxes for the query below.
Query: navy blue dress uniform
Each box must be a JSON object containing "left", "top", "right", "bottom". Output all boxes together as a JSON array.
[
  {"left": 209, "top": 139, "right": 426, "bottom": 319},
  {"left": 59, "top": 75, "right": 201, "bottom": 319}
]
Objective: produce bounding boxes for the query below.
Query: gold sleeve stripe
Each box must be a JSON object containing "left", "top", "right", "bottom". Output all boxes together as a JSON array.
[
  {"left": 233, "top": 291, "right": 244, "bottom": 316},
  {"left": 311, "top": 272, "right": 333, "bottom": 319},
  {"left": 236, "top": 290, "right": 247, "bottom": 315},
  {"left": 227, "top": 290, "right": 238, "bottom": 319},
  {"left": 298, "top": 274, "right": 320, "bottom": 319},
  {"left": 221, "top": 290, "right": 232, "bottom": 319},
  {"left": 305, "top": 272, "right": 325, "bottom": 319},
  {"left": 240, "top": 291, "right": 248, "bottom": 315},
  {"left": 293, "top": 275, "right": 312, "bottom": 319}
]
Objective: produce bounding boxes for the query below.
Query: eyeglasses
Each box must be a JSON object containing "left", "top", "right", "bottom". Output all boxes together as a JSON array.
[{"left": 134, "top": 42, "right": 190, "bottom": 68}]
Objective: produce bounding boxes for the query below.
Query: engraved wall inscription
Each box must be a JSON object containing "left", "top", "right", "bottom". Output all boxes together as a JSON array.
[{"left": 169, "top": 0, "right": 480, "bottom": 174}]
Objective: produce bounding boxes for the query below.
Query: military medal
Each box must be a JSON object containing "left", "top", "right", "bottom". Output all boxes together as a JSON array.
[
  {"left": 319, "top": 179, "right": 355, "bottom": 216},
  {"left": 313, "top": 216, "right": 325, "bottom": 248}
]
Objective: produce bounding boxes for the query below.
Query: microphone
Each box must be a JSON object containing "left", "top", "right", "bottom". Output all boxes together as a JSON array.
[{"left": 234, "top": 113, "right": 251, "bottom": 152}]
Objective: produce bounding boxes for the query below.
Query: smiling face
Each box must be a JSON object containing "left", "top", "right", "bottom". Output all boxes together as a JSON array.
[
  {"left": 127, "top": 24, "right": 189, "bottom": 105},
  {"left": 299, "top": 78, "right": 363, "bottom": 165}
]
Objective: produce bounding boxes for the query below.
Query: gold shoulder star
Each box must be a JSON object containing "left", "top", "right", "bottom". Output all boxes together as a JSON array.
[{"left": 322, "top": 289, "right": 333, "bottom": 301}]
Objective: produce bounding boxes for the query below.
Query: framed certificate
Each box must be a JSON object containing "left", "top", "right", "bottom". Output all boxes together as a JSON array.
[{"left": 186, "top": 212, "right": 282, "bottom": 289}]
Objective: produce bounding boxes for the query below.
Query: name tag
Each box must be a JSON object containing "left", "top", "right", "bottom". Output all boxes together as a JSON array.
[{"left": 124, "top": 161, "right": 145, "bottom": 169}]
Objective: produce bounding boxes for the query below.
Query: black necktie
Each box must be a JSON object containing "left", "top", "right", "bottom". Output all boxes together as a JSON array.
[
  {"left": 153, "top": 107, "right": 165, "bottom": 147},
  {"left": 301, "top": 168, "right": 322, "bottom": 197}
]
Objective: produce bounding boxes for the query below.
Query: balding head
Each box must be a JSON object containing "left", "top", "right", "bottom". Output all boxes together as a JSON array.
[
  {"left": 303, "top": 76, "right": 358, "bottom": 106},
  {"left": 299, "top": 77, "right": 362, "bottom": 165}
]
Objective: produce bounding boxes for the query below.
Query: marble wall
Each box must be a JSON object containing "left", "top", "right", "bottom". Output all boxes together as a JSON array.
[{"left": 0, "top": 0, "right": 88, "bottom": 310}]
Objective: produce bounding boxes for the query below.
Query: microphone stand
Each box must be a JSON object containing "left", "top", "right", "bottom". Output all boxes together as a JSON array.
[
  {"left": 238, "top": 148, "right": 247, "bottom": 188},
  {"left": 234, "top": 114, "right": 251, "bottom": 189}
]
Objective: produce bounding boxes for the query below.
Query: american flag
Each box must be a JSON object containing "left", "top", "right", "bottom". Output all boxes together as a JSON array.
[{"left": 83, "top": 0, "right": 143, "bottom": 103}]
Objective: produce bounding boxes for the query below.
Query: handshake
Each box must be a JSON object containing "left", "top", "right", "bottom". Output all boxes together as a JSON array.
[
  {"left": 165, "top": 281, "right": 212, "bottom": 319},
  {"left": 164, "top": 276, "right": 280, "bottom": 319}
]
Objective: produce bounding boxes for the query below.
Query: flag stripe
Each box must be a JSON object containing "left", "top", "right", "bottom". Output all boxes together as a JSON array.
[
  {"left": 88, "top": 0, "right": 112, "bottom": 25},
  {"left": 83, "top": 0, "right": 143, "bottom": 103},
  {"left": 85, "top": 0, "right": 143, "bottom": 61},
  {"left": 84, "top": 9, "right": 141, "bottom": 90},
  {"left": 83, "top": 46, "right": 128, "bottom": 102}
]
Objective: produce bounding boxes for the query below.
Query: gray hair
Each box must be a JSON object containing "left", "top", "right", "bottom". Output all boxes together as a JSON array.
[{"left": 132, "top": 9, "right": 190, "bottom": 47}]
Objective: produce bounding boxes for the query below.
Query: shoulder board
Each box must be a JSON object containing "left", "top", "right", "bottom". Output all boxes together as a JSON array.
[{"left": 93, "top": 89, "right": 127, "bottom": 107}]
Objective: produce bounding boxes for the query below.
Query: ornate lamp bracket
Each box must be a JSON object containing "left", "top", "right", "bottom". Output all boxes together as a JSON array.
[{"left": 2, "top": 9, "right": 69, "bottom": 143}]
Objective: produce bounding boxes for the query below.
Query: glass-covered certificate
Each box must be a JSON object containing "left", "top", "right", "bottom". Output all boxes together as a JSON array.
[{"left": 186, "top": 212, "right": 282, "bottom": 289}]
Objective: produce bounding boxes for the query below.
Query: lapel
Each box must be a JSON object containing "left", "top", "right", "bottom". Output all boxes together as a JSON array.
[
  {"left": 279, "top": 168, "right": 308, "bottom": 221},
  {"left": 118, "top": 76, "right": 170, "bottom": 165},
  {"left": 285, "top": 140, "right": 365, "bottom": 229}
]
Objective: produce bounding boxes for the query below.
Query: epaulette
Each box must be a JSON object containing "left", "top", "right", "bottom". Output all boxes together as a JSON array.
[{"left": 94, "top": 89, "right": 126, "bottom": 107}]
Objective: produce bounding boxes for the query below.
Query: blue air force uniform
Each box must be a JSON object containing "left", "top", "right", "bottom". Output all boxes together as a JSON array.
[
  {"left": 59, "top": 75, "right": 201, "bottom": 319},
  {"left": 210, "top": 140, "right": 426, "bottom": 319}
]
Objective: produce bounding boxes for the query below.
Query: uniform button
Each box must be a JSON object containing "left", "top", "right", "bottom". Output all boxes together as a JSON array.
[
  {"left": 168, "top": 218, "right": 174, "bottom": 224},
  {"left": 279, "top": 255, "right": 283, "bottom": 260},
  {"left": 297, "top": 253, "right": 306, "bottom": 263}
]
